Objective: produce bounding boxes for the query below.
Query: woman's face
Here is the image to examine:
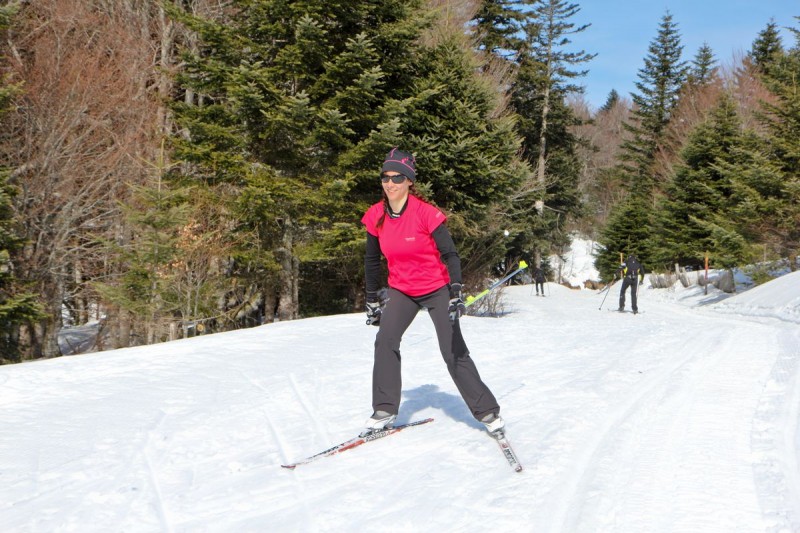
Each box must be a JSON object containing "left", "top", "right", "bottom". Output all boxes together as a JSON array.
[{"left": 381, "top": 172, "right": 411, "bottom": 202}]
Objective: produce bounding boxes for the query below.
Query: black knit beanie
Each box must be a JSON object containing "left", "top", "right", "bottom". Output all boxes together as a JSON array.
[{"left": 381, "top": 148, "right": 416, "bottom": 182}]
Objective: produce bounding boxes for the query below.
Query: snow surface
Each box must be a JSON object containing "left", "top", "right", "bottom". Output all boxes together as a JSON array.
[
  {"left": 2, "top": 250, "right": 800, "bottom": 532},
  {"left": 551, "top": 237, "right": 601, "bottom": 288}
]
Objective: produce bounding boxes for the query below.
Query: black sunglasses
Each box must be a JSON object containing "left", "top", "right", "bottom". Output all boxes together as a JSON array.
[{"left": 381, "top": 173, "right": 407, "bottom": 184}]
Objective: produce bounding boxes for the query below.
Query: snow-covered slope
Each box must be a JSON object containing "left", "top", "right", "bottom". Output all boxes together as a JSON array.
[
  {"left": 711, "top": 270, "right": 800, "bottom": 324},
  {"left": 2, "top": 272, "right": 800, "bottom": 532}
]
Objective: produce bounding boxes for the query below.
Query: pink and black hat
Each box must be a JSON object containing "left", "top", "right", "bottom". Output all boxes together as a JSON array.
[{"left": 381, "top": 148, "right": 416, "bottom": 182}]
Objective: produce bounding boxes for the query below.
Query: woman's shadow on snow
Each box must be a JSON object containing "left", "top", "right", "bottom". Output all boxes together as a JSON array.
[{"left": 398, "top": 384, "right": 483, "bottom": 430}]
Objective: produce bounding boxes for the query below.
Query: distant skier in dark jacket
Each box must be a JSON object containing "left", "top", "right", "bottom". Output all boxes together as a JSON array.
[
  {"left": 616, "top": 254, "right": 645, "bottom": 314},
  {"left": 532, "top": 266, "right": 546, "bottom": 296}
]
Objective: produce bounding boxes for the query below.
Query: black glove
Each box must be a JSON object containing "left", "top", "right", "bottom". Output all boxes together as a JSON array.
[
  {"left": 365, "top": 292, "right": 381, "bottom": 326},
  {"left": 448, "top": 283, "right": 466, "bottom": 322}
]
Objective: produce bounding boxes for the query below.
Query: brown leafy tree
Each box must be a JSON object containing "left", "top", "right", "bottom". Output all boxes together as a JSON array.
[
  {"left": 570, "top": 91, "right": 632, "bottom": 232},
  {"left": 3, "top": 0, "right": 173, "bottom": 357}
]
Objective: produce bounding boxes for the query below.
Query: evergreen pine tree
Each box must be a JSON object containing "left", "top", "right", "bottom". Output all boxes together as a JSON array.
[
  {"left": 0, "top": 3, "right": 43, "bottom": 363},
  {"left": 714, "top": 132, "right": 786, "bottom": 258},
  {"left": 622, "top": 11, "right": 687, "bottom": 194},
  {"left": 652, "top": 93, "right": 750, "bottom": 270},
  {"left": 749, "top": 20, "right": 785, "bottom": 75},
  {"left": 687, "top": 43, "right": 718, "bottom": 87},
  {"left": 470, "top": 0, "right": 524, "bottom": 60},
  {"left": 595, "top": 194, "right": 650, "bottom": 279},
  {"left": 599, "top": 89, "right": 620, "bottom": 113},
  {"left": 508, "top": 0, "right": 594, "bottom": 264},
  {"left": 303, "top": 13, "right": 530, "bottom": 299},
  {"left": 167, "top": 0, "right": 432, "bottom": 319},
  {"left": 597, "top": 11, "right": 687, "bottom": 274},
  {"left": 403, "top": 42, "right": 523, "bottom": 207},
  {"left": 755, "top": 19, "right": 800, "bottom": 260},
  {"left": 387, "top": 31, "right": 529, "bottom": 282}
]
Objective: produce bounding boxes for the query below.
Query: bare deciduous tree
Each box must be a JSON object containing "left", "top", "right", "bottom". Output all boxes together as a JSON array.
[
  {"left": 570, "top": 93, "right": 632, "bottom": 232},
  {"left": 5, "top": 0, "right": 163, "bottom": 356}
]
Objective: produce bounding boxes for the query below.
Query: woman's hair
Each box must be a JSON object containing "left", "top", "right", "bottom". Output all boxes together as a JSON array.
[{"left": 375, "top": 183, "right": 425, "bottom": 229}]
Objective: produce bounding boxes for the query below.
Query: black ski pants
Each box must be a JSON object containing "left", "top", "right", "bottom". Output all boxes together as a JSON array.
[
  {"left": 372, "top": 286, "right": 500, "bottom": 421},
  {"left": 535, "top": 281, "right": 545, "bottom": 294},
  {"left": 619, "top": 276, "right": 639, "bottom": 312}
]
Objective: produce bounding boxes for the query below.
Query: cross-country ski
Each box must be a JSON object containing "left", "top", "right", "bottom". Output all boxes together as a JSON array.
[{"left": 281, "top": 418, "right": 434, "bottom": 469}]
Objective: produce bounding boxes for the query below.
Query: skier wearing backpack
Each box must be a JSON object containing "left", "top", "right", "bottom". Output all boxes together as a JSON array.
[
  {"left": 616, "top": 254, "right": 645, "bottom": 314},
  {"left": 532, "top": 265, "right": 546, "bottom": 296}
]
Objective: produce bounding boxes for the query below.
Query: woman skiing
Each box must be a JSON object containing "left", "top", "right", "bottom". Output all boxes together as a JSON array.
[{"left": 360, "top": 148, "right": 504, "bottom": 436}]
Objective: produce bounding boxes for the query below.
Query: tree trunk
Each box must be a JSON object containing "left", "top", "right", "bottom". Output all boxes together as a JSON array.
[
  {"left": 277, "top": 218, "right": 299, "bottom": 321},
  {"left": 157, "top": 6, "right": 175, "bottom": 136},
  {"left": 534, "top": 47, "right": 552, "bottom": 270},
  {"left": 112, "top": 307, "right": 132, "bottom": 349},
  {"left": 535, "top": 51, "right": 552, "bottom": 216},
  {"left": 264, "top": 288, "right": 277, "bottom": 323},
  {"left": 74, "top": 260, "right": 89, "bottom": 324},
  {"left": 41, "top": 281, "right": 63, "bottom": 358},
  {"left": 536, "top": 41, "right": 552, "bottom": 215}
]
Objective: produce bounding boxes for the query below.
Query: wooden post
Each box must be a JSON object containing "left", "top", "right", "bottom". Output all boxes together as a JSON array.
[{"left": 704, "top": 252, "right": 709, "bottom": 295}]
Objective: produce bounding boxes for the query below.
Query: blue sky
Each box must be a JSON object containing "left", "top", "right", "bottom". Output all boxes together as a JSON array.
[{"left": 568, "top": 1, "right": 799, "bottom": 110}]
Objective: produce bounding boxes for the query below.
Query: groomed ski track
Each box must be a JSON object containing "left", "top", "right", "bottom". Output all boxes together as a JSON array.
[{"left": 1, "top": 281, "right": 799, "bottom": 532}]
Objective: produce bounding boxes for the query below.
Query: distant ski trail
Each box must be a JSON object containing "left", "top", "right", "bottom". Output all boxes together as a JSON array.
[
  {"left": 550, "top": 313, "right": 776, "bottom": 532},
  {"left": 546, "top": 335, "right": 708, "bottom": 532}
]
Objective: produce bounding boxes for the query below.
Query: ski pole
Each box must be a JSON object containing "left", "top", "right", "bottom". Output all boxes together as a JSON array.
[
  {"left": 597, "top": 281, "right": 612, "bottom": 296},
  {"left": 465, "top": 260, "right": 529, "bottom": 307},
  {"left": 598, "top": 278, "right": 616, "bottom": 310}
]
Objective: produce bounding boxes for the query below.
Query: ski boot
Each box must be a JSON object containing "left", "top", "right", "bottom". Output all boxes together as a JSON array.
[
  {"left": 359, "top": 410, "right": 397, "bottom": 437},
  {"left": 480, "top": 412, "right": 506, "bottom": 438}
]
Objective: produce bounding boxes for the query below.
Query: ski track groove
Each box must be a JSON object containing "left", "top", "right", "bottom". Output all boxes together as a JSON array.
[
  {"left": 288, "top": 371, "right": 332, "bottom": 442},
  {"left": 550, "top": 304, "right": 800, "bottom": 533},
  {"left": 547, "top": 305, "right": 774, "bottom": 533},
  {"left": 264, "top": 401, "right": 317, "bottom": 528},
  {"left": 199, "top": 423, "right": 441, "bottom": 531},
  {"left": 750, "top": 328, "right": 800, "bottom": 532},
  {"left": 141, "top": 410, "right": 173, "bottom": 533},
  {"left": 678, "top": 302, "right": 800, "bottom": 529},
  {"left": 232, "top": 367, "right": 297, "bottom": 466},
  {"left": 288, "top": 425, "right": 441, "bottom": 531},
  {"left": 230, "top": 366, "right": 318, "bottom": 527},
  {"left": 234, "top": 365, "right": 331, "bottom": 452},
  {"left": 547, "top": 339, "right": 707, "bottom": 533}
]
